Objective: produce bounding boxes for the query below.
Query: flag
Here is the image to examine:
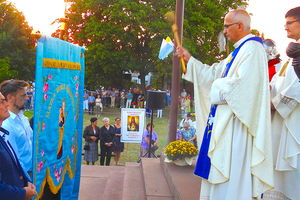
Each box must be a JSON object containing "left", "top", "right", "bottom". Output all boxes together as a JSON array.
[
  {"left": 158, "top": 37, "right": 174, "bottom": 60},
  {"left": 33, "top": 36, "right": 85, "bottom": 200}
]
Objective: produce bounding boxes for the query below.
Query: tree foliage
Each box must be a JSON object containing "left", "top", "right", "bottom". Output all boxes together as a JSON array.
[
  {"left": 60, "top": 0, "right": 247, "bottom": 89},
  {"left": 0, "top": 1, "right": 36, "bottom": 81},
  {"left": 0, "top": 57, "right": 17, "bottom": 82}
]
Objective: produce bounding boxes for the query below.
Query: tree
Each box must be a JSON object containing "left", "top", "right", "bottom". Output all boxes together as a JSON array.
[
  {"left": 59, "top": 0, "right": 247, "bottom": 89},
  {"left": 0, "top": 57, "right": 17, "bottom": 82},
  {"left": 0, "top": 1, "right": 36, "bottom": 81}
]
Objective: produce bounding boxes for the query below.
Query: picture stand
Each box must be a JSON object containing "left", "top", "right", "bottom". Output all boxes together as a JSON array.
[{"left": 141, "top": 108, "right": 158, "bottom": 158}]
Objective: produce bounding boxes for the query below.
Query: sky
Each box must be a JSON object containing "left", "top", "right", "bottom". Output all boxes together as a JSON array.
[
  {"left": 7, "top": 0, "right": 300, "bottom": 59},
  {"left": 8, "top": 0, "right": 66, "bottom": 35},
  {"left": 247, "top": 0, "right": 299, "bottom": 60}
]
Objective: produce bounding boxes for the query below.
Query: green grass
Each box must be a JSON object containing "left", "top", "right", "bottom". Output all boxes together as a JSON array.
[{"left": 25, "top": 107, "right": 174, "bottom": 166}]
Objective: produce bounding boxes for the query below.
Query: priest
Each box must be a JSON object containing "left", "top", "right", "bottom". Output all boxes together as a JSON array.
[
  {"left": 176, "top": 9, "right": 273, "bottom": 200},
  {"left": 263, "top": 6, "right": 300, "bottom": 200}
]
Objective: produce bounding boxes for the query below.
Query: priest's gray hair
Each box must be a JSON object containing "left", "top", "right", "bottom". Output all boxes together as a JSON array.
[{"left": 230, "top": 9, "right": 251, "bottom": 31}]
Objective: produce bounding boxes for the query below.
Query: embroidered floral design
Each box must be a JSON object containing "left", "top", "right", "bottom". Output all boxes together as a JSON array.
[
  {"left": 42, "top": 123, "right": 46, "bottom": 130},
  {"left": 43, "top": 82, "right": 49, "bottom": 93},
  {"left": 208, "top": 115, "right": 214, "bottom": 126},
  {"left": 43, "top": 94, "right": 48, "bottom": 101},
  {"left": 38, "top": 150, "right": 46, "bottom": 172},
  {"left": 54, "top": 169, "right": 61, "bottom": 182},
  {"left": 38, "top": 161, "right": 44, "bottom": 172},
  {"left": 71, "top": 145, "right": 75, "bottom": 154}
]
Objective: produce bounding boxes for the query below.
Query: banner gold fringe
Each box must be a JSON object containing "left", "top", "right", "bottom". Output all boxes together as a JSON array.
[{"left": 43, "top": 58, "right": 81, "bottom": 70}]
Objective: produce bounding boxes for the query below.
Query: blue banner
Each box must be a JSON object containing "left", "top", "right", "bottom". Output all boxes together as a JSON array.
[{"left": 33, "top": 36, "right": 85, "bottom": 200}]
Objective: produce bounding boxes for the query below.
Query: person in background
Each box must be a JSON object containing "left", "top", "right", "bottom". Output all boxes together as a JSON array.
[
  {"left": 0, "top": 91, "right": 36, "bottom": 200},
  {"left": 110, "top": 88, "right": 116, "bottom": 108},
  {"left": 262, "top": 6, "right": 300, "bottom": 200},
  {"left": 83, "top": 117, "right": 100, "bottom": 165},
  {"left": 263, "top": 39, "right": 281, "bottom": 81},
  {"left": 140, "top": 123, "right": 158, "bottom": 158},
  {"left": 0, "top": 80, "right": 33, "bottom": 177},
  {"left": 115, "top": 89, "right": 121, "bottom": 108},
  {"left": 111, "top": 117, "right": 124, "bottom": 165},
  {"left": 179, "top": 112, "right": 194, "bottom": 129},
  {"left": 99, "top": 117, "right": 115, "bottom": 166},
  {"left": 25, "top": 86, "right": 33, "bottom": 111},
  {"left": 120, "top": 92, "right": 126, "bottom": 108},
  {"left": 126, "top": 90, "right": 133, "bottom": 108},
  {"left": 95, "top": 94, "right": 103, "bottom": 117},
  {"left": 166, "top": 90, "right": 171, "bottom": 106},
  {"left": 83, "top": 90, "right": 89, "bottom": 111},
  {"left": 179, "top": 121, "right": 197, "bottom": 148},
  {"left": 88, "top": 92, "right": 95, "bottom": 115},
  {"left": 157, "top": 109, "right": 163, "bottom": 118},
  {"left": 180, "top": 96, "right": 189, "bottom": 118},
  {"left": 132, "top": 88, "right": 139, "bottom": 108},
  {"left": 137, "top": 90, "right": 145, "bottom": 108}
]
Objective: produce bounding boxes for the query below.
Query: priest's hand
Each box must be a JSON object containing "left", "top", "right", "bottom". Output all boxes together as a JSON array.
[{"left": 176, "top": 46, "right": 191, "bottom": 62}]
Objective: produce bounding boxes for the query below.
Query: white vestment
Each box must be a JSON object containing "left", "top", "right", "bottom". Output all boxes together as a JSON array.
[
  {"left": 263, "top": 44, "right": 300, "bottom": 200},
  {"left": 183, "top": 34, "right": 274, "bottom": 200}
]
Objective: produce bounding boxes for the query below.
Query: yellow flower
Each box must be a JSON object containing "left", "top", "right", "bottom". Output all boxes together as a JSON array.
[{"left": 165, "top": 140, "right": 198, "bottom": 161}]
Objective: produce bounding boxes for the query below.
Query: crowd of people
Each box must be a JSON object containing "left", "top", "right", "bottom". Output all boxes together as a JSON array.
[
  {"left": 84, "top": 87, "right": 173, "bottom": 118},
  {"left": 83, "top": 87, "right": 148, "bottom": 115}
]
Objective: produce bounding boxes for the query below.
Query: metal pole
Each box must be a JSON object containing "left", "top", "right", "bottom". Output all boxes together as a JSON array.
[{"left": 168, "top": 0, "right": 185, "bottom": 143}]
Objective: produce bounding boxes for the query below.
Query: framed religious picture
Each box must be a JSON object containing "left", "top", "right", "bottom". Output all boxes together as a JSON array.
[{"left": 121, "top": 108, "right": 145, "bottom": 143}]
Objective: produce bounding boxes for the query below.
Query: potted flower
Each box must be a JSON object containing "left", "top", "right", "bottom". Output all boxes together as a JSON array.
[{"left": 164, "top": 140, "right": 198, "bottom": 166}]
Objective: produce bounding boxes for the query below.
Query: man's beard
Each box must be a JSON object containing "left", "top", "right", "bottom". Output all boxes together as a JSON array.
[{"left": 15, "top": 103, "right": 25, "bottom": 111}]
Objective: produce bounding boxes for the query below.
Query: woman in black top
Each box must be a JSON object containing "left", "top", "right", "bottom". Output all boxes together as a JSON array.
[
  {"left": 83, "top": 117, "right": 100, "bottom": 165},
  {"left": 111, "top": 117, "right": 124, "bottom": 165},
  {"left": 99, "top": 117, "right": 115, "bottom": 166}
]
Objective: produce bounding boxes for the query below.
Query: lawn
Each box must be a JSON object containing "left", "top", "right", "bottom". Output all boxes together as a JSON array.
[{"left": 25, "top": 106, "right": 177, "bottom": 166}]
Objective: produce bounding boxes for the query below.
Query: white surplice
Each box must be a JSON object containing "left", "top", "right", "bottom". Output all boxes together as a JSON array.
[
  {"left": 263, "top": 42, "right": 300, "bottom": 200},
  {"left": 183, "top": 34, "right": 274, "bottom": 200}
]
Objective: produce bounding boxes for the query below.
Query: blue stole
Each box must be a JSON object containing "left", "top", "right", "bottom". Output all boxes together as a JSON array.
[{"left": 194, "top": 37, "right": 263, "bottom": 179}]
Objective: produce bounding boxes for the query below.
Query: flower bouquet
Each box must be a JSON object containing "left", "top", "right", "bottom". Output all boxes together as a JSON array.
[{"left": 164, "top": 140, "right": 198, "bottom": 166}]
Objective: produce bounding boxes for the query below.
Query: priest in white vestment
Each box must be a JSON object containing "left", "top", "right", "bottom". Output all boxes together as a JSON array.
[
  {"left": 177, "top": 9, "right": 274, "bottom": 200},
  {"left": 262, "top": 7, "right": 300, "bottom": 200}
]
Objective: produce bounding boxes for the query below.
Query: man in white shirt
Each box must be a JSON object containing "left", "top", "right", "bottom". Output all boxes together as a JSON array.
[
  {"left": 0, "top": 80, "right": 33, "bottom": 177},
  {"left": 263, "top": 6, "right": 300, "bottom": 200},
  {"left": 177, "top": 9, "right": 273, "bottom": 200}
]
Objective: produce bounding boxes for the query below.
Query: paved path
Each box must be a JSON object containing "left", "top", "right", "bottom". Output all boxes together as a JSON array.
[{"left": 79, "top": 165, "right": 125, "bottom": 200}]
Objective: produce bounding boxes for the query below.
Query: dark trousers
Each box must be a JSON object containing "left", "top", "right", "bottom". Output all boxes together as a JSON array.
[
  {"left": 100, "top": 145, "right": 112, "bottom": 166},
  {"left": 88, "top": 103, "right": 95, "bottom": 114}
]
